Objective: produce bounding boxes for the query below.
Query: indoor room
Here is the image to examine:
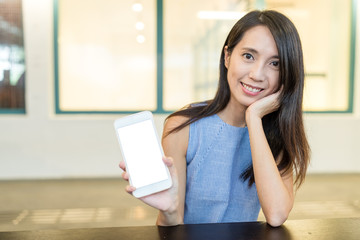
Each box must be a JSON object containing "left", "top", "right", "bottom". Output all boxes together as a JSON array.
[{"left": 0, "top": 0, "right": 359, "bottom": 239}]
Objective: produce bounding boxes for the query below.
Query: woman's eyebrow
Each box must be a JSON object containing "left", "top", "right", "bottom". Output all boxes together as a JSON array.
[{"left": 242, "top": 47, "right": 258, "bottom": 54}]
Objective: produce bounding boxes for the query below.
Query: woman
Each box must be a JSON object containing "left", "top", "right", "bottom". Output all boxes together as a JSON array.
[{"left": 120, "top": 10, "right": 310, "bottom": 227}]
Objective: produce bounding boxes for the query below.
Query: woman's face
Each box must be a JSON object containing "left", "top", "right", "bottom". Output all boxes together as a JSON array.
[{"left": 224, "top": 25, "right": 280, "bottom": 108}]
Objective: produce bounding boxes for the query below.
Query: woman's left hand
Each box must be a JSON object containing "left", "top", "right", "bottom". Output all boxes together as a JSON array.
[{"left": 246, "top": 87, "right": 282, "bottom": 119}]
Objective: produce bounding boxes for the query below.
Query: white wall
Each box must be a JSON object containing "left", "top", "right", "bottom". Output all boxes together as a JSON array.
[{"left": 0, "top": 0, "right": 359, "bottom": 179}]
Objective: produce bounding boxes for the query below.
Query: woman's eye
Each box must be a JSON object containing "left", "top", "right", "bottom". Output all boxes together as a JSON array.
[
  {"left": 271, "top": 61, "right": 279, "bottom": 67},
  {"left": 243, "top": 53, "right": 253, "bottom": 60}
]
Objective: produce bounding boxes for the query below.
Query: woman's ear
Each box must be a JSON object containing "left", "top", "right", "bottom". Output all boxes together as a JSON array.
[{"left": 224, "top": 46, "right": 230, "bottom": 69}]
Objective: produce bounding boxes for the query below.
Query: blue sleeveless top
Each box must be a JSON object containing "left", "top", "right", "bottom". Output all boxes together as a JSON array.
[{"left": 184, "top": 114, "right": 260, "bottom": 224}]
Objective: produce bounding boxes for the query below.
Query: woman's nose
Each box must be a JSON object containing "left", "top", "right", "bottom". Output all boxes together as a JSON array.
[{"left": 249, "top": 62, "right": 265, "bottom": 81}]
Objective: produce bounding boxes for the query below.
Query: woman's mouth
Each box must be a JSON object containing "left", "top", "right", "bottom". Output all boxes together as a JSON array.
[{"left": 241, "top": 82, "right": 263, "bottom": 95}]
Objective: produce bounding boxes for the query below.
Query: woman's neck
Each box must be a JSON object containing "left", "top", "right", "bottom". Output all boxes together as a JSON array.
[{"left": 217, "top": 100, "right": 247, "bottom": 127}]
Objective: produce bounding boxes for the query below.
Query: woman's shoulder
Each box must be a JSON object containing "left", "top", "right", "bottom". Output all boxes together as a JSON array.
[
  {"left": 162, "top": 115, "right": 190, "bottom": 159},
  {"left": 164, "top": 115, "right": 190, "bottom": 131},
  {"left": 163, "top": 100, "right": 212, "bottom": 140}
]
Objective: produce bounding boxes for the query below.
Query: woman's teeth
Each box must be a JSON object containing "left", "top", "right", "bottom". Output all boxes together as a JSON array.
[{"left": 242, "top": 83, "right": 262, "bottom": 93}]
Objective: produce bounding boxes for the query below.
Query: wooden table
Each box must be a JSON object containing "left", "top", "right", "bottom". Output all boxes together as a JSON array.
[{"left": 0, "top": 218, "right": 359, "bottom": 240}]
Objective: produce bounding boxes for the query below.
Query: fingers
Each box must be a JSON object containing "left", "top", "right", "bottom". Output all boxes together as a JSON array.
[
  {"left": 247, "top": 92, "right": 280, "bottom": 119},
  {"left": 121, "top": 171, "right": 130, "bottom": 181},
  {"left": 162, "top": 156, "right": 178, "bottom": 189},
  {"left": 162, "top": 156, "right": 174, "bottom": 167},
  {"left": 120, "top": 157, "right": 176, "bottom": 197},
  {"left": 119, "top": 160, "right": 136, "bottom": 195},
  {"left": 125, "top": 185, "right": 136, "bottom": 194},
  {"left": 163, "top": 156, "right": 177, "bottom": 177},
  {"left": 280, "top": 85, "right": 284, "bottom": 92},
  {"left": 271, "top": 91, "right": 281, "bottom": 109},
  {"left": 119, "top": 161, "right": 130, "bottom": 181},
  {"left": 119, "top": 160, "right": 126, "bottom": 171}
]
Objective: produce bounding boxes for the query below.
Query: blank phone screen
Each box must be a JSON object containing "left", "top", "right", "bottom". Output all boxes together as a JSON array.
[{"left": 117, "top": 120, "right": 168, "bottom": 188}]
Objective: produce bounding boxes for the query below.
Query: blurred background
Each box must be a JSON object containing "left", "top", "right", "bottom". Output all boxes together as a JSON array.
[{"left": 0, "top": 0, "right": 359, "bottom": 232}]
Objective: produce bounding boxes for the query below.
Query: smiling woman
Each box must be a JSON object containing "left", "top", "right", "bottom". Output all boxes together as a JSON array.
[{"left": 118, "top": 9, "right": 311, "bottom": 227}]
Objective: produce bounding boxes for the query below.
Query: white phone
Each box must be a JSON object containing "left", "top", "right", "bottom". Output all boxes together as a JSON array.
[{"left": 114, "top": 111, "right": 172, "bottom": 198}]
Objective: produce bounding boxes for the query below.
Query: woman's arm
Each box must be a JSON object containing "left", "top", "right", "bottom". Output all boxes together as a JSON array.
[
  {"left": 157, "top": 116, "right": 189, "bottom": 226},
  {"left": 245, "top": 91, "right": 294, "bottom": 227}
]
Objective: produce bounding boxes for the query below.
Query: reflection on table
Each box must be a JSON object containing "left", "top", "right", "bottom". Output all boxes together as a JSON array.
[{"left": 0, "top": 217, "right": 359, "bottom": 240}]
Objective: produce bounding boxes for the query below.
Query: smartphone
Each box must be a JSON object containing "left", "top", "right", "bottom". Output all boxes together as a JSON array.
[{"left": 114, "top": 111, "right": 172, "bottom": 198}]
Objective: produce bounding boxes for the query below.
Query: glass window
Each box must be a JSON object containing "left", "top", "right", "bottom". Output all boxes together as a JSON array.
[
  {"left": 265, "top": 0, "right": 354, "bottom": 112},
  {"left": 163, "top": 0, "right": 247, "bottom": 110},
  {"left": 55, "top": 0, "right": 356, "bottom": 113},
  {"left": 56, "top": 0, "right": 156, "bottom": 112},
  {"left": 0, "top": 0, "right": 26, "bottom": 114},
  {"left": 163, "top": 0, "right": 355, "bottom": 112}
]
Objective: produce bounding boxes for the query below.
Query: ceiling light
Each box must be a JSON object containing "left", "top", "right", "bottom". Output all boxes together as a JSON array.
[
  {"left": 135, "top": 21, "right": 145, "bottom": 30},
  {"left": 136, "top": 35, "right": 145, "bottom": 43},
  {"left": 132, "top": 3, "right": 143, "bottom": 12}
]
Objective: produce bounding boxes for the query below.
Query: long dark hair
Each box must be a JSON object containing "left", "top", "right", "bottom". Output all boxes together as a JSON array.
[{"left": 165, "top": 10, "right": 310, "bottom": 188}]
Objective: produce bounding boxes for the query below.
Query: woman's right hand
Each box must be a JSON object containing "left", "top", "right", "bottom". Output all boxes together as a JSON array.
[{"left": 119, "top": 156, "right": 179, "bottom": 213}]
